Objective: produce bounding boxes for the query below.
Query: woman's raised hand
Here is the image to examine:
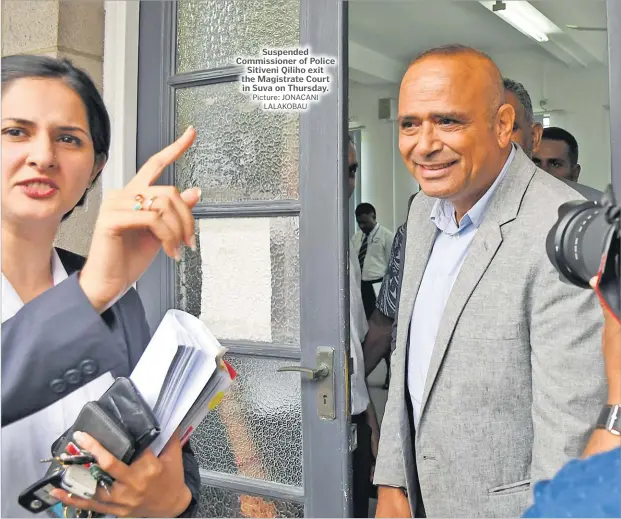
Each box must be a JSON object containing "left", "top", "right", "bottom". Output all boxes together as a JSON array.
[{"left": 80, "top": 127, "right": 200, "bottom": 312}]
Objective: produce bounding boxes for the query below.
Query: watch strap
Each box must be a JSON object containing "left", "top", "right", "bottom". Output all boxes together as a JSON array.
[{"left": 596, "top": 404, "right": 621, "bottom": 436}]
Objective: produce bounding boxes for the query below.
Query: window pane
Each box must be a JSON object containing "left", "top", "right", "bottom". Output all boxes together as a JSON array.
[
  {"left": 175, "top": 83, "right": 299, "bottom": 202},
  {"left": 196, "top": 485, "right": 304, "bottom": 518},
  {"left": 190, "top": 356, "right": 303, "bottom": 487},
  {"left": 177, "top": 217, "right": 300, "bottom": 344},
  {"left": 176, "top": 0, "right": 300, "bottom": 73}
]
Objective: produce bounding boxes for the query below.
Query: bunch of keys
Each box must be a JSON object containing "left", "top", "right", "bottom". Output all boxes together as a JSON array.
[
  {"left": 41, "top": 453, "right": 96, "bottom": 466},
  {"left": 89, "top": 465, "right": 114, "bottom": 496},
  {"left": 40, "top": 442, "right": 115, "bottom": 499}
]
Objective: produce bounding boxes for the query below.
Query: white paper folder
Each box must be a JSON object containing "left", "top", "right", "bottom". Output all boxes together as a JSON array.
[{"left": 130, "top": 309, "right": 236, "bottom": 455}]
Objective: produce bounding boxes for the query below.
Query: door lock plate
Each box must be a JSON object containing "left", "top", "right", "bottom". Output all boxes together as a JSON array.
[{"left": 316, "top": 347, "right": 335, "bottom": 420}]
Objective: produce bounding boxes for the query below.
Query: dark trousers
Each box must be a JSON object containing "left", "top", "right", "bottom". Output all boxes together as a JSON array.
[
  {"left": 360, "top": 279, "right": 383, "bottom": 320},
  {"left": 352, "top": 413, "right": 373, "bottom": 518}
]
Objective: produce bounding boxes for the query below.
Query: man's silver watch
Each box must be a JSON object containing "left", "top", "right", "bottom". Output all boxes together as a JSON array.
[{"left": 596, "top": 404, "right": 621, "bottom": 436}]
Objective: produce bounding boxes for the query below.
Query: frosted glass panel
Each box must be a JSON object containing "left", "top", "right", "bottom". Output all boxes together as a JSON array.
[
  {"left": 190, "top": 356, "right": 303, "bottom": 487},
  {"left": 196, "top": 486, "right": 304, "bottom": 518},
  {"left": 175, "top": 83, "right": 299, "bottom": 202},
  {"left": 176, "top": 0, "right": 300, "bottom": 73},
  {"left": 177, "top": 217, "right": 300, "bottom": 343}
]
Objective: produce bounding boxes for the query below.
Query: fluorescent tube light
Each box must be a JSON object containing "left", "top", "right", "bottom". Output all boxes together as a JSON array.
[{"left": 479, "top": 1, "right": 562, "bottom": 43}]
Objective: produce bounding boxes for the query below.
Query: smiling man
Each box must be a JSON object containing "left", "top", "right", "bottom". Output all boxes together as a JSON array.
[{"left": 373, "top": 45, "right": 606, "bottom": 518}]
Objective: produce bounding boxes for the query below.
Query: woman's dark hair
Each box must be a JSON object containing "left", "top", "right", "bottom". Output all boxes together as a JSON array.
[{"left": 1, "top": 55, "right": 111, "bottom": 220}]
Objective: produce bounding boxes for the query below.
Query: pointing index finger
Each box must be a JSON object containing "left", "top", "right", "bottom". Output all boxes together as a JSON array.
[{"left": 129, "top": 126, "right": 196, "bottom": 188}]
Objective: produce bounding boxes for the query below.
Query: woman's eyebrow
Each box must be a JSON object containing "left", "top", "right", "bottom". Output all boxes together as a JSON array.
[
  {"left": 1, "top": 117, "right": 34, "bottom": 126},
  {"left": 1, "top": 118, "right": 89, "bottom": 137},
  {"left": 56, "top": 125, "right": 90, "bottom": 137}
]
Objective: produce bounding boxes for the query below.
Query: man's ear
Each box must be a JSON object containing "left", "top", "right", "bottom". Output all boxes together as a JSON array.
[
  {"left": 496, "top": 104, "right": 515, "bottom": 148},
  {"left": 571, "top": 164, "right": 581, "bottom": 182},
  {"left": 531, "top": 123, "right": 543, "bottom": 153}
]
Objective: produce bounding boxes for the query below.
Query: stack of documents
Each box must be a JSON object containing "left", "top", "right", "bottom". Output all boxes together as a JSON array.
[{"left": 130, "top": 309, "right": 236, "bottom": 455}]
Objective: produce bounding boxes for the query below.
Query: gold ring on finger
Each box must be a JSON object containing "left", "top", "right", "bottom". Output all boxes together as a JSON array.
[
  {"left": 145, "top": 195, "right": 157, "bottom": 211},
  {"left": 133, "top": 194, "right": 145, "bottom": 211}
]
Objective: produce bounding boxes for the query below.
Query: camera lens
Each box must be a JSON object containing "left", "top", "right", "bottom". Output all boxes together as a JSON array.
[{"left": 546, "top": 201, "right": 615, "bottom": 288}]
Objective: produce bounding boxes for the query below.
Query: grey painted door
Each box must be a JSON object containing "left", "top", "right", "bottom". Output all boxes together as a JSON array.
[
  {"left": 135, "top": 0, "right": 353, "bottom": 516},
  {"left": 608, "top": 0, "right": 621, "bottom": 198}
]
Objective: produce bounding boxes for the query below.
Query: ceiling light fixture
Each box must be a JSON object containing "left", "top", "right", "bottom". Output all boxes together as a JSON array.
[{"left": 479, "top": 1, "right": 562, "bottom": 43}]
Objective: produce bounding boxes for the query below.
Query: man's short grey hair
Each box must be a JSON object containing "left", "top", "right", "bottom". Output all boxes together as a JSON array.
[
  {"left": 409, "top": 43, "right": 494, "bottom": 66},
  {"left": 503, "top": 78, "right": 534, "bottom": 124}
]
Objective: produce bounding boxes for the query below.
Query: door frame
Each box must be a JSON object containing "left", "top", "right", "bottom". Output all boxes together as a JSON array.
[
  {"left": 607, "top": 0, "right": 621, "bottom": 314},
  {"left": 608, "top": 0, "right": 621, "bottom": 198},
  {"left": 134, "top": 0, "right": 353, "bottom": 516}
]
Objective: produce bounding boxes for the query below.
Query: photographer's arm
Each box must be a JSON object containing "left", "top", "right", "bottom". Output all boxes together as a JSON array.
[{"left": 582, "top": 277, "right": 621, "bottom": 458}]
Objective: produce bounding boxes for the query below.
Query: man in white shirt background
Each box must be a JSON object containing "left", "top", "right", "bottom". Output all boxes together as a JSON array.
[{"left": 351, "top": 204, "right": 394, "bottom": 318}]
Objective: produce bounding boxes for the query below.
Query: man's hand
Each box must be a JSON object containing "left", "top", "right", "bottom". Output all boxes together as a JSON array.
[
  {"left": 375, "top": 486, "right": 411, "bottom": 518},
  {"left": 51, "top": 431, "right": 192, "bottom": 517}
]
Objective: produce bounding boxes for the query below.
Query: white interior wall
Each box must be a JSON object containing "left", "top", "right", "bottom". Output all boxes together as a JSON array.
[
  {"left": 350, "top": 49, "right": 612, "bottom": 232},
  {"left": 349, "top": 82, "right": 418, "bottom": 232}
]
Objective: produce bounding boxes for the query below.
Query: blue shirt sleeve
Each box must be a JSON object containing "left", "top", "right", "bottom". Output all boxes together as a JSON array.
[{"left": 523, "top": 447, "right": 621, "bottom": 518}]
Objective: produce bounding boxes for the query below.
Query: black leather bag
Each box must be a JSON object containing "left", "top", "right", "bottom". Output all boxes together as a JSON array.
[{"left": 51, "top": 377, "right": 160, "bottom": 464}]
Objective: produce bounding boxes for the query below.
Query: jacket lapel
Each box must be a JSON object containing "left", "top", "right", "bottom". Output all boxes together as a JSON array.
[
  {"left": 55, "top": 247, "right": 86, "bottom": 275},
  {"left": 417, "top": 223, "right": 502, "bottom": 426},
  {"left": 395, "top": 196, "right": 437, "bottom": 372},
  {"left": 415, "top": 147, "right": 537, "bottom": 428}
]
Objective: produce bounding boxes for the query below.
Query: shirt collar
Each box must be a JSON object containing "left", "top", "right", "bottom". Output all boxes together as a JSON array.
[
  {"left": 430, "top": 144, "right": 516, "bottom": 235},
  {"left": 365, "top": 224, "right": 380, "bottom": 239}
]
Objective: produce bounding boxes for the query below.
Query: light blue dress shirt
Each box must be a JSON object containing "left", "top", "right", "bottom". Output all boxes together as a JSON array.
[{"left": 408, "top": 145, "right": 516, "bottom": 426}]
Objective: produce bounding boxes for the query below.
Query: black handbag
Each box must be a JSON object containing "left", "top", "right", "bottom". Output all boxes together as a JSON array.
[{"left": 51, "top": 377, "right": 160, "bottom": 464}]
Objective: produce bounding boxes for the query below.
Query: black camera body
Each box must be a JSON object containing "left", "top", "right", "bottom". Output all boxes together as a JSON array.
[{"left": 546, "top": 185, "right": 620, "bottom": 319}]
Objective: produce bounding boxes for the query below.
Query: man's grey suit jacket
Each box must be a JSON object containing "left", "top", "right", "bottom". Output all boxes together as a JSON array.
[{"left": 374, "top": 147, "right": 607, "bottom": 517}]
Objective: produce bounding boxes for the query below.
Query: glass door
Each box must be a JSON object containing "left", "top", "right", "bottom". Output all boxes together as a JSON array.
[{"left": 135, "top": 0, "right": 352, "bottom": 516}]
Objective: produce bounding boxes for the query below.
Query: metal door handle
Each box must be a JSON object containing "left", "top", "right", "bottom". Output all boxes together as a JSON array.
[
  {"left": 277, "top": 363, "right": 329, "bottom": 380},
  {"left": 278, "top": 347, "right": 336, "bottom": 420}
]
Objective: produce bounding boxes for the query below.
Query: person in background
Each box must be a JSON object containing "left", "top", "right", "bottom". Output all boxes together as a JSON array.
[
  {"left": 1, "top": 55, "right": 200, "bottom": 518},
  {"left": 374, "top": 45, "right": 605, "bottom": 518},
  {"left": 502, "top": 78, "right": 542, "bottom": 159},
  {"left": 363, "top": 193, "right": 416, "bottom": 389},
  {"left": 351, "top": 203, "right": 394, "bottom": 319},
  {"left": 504, "top": 81, "right": 601, "bottom": 202},
  {"left": 533, "top": 126, "right": 581, "bottom": 182},
  {"left": 348, "top": 138, "right": 380, "bottom": 518},
  {"left": 523, "top": 276, "right": 620, "bottom": 518}
]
